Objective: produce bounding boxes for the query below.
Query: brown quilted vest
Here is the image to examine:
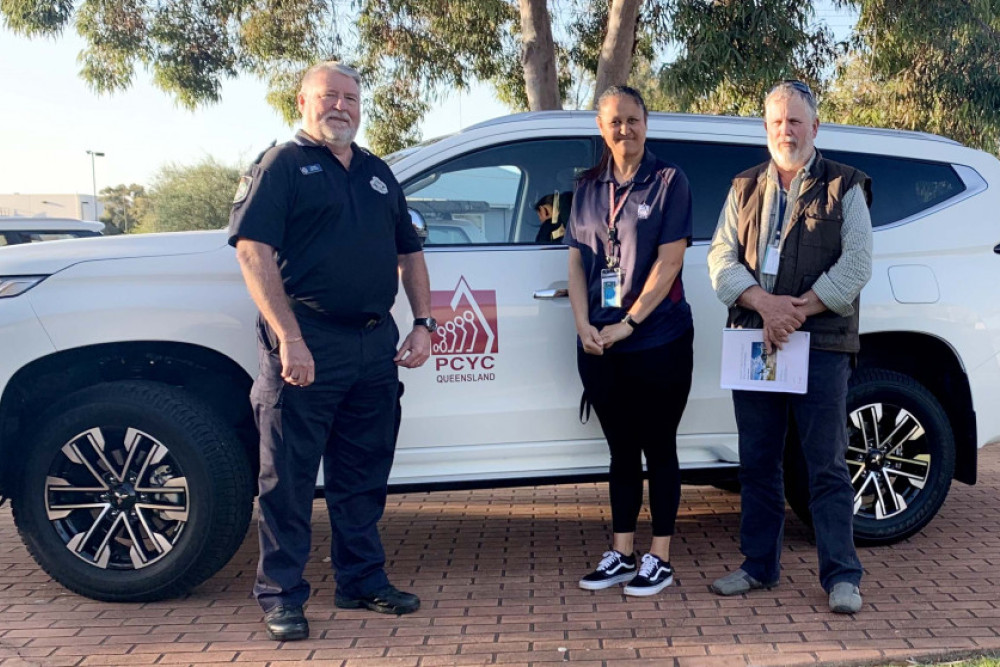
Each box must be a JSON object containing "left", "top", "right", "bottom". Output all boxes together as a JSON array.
[{"left": 728, "top": 151, "right": 872, "bottom": 353}]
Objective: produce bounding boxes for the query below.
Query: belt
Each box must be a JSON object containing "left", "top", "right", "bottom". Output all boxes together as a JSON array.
[{"left": 287, "top": 298, "right": 384, "bottom": 331}]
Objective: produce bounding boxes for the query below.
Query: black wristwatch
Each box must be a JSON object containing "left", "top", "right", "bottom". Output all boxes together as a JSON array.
[
  {"left": 622, "top": 314, "right": 640, "bottom": 329},
  {"left": 413, "top": 317, "right": 438, "bottom": 333}
]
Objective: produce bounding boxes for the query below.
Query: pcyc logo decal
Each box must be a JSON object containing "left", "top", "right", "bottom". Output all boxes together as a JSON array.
[{"left": 430, "top": 276, "right": 498, "bottom": 383}]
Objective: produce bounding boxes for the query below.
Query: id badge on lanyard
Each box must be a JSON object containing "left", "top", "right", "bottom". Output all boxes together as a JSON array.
[
  {"left": 762, "top": 242, "right": 781, "bottom": 276},
  {"left": 762, "top": 189, "right": 787, "bottom": 276},
  {"left": 601, "top": 268, "right": 625, "bottom": 308},
  {"left": 604, "top": 181, "right": 633, "bottom": 308}
]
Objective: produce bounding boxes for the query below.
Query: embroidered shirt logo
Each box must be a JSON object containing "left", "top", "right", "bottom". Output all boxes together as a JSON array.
[
  {"left": 637, "top": 203, "right": 651, "bottom": 219},
  {"left": 370, "top": 176, "right": 388, "bottom": 195},
  {"left": 300, "top": 164, "right": 323, "bottom": 175},
  {"left": 232, "top": 175, "right": 252, "bottom": 204}
]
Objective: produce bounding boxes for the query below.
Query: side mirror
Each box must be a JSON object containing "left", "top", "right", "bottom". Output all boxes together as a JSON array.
[{"left": 409, "top": 208, "right": 428, "bottom": 246}]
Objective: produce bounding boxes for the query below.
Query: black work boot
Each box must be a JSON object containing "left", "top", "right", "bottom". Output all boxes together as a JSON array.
[
  {"left": 263, "top": 605, "right": 309, "bottom": 641},
  {"left": 335, "top": 584, "right": 420, "bottom": 615}
]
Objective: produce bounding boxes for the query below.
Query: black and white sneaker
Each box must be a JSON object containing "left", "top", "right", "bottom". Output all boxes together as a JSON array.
[
  {"left": 624, "top": 553, "right": 674, "bottom": 596},
  {"left": 578, "top": 550, "right": 637, "bottom": 590}
]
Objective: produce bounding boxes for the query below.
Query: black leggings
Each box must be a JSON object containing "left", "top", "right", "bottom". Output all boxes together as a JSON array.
[{"left": 577, "top": 327, "right": 693, "bottom": 536}]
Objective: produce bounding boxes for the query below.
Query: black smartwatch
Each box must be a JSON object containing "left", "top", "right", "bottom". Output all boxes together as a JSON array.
[
  {"left": 413, "top": 317, "right": 438, "bottom": 333},
  {"left": 622, "top": 314, "right": 639, "bottom": 329}
]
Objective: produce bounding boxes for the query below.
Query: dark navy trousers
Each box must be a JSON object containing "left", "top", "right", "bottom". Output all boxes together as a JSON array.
[
  {"left": 251, "top": 313, "right": 400, "bottom": 612},
  {"left": 733, "top": 350, "right": 863, "bottom": 592}
]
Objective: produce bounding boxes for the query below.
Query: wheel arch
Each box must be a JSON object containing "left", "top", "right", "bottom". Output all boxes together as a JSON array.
[
  {"left": 0, "top": 342, "right": 258, "bottom": 497},
  {"left": 858, "top": 331, "right": 976, "bottom": 485}
]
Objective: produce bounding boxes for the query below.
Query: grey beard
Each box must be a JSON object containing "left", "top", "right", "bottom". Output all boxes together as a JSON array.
[{"left": 320, "top": 124, "right": 357, "bottom": 148}]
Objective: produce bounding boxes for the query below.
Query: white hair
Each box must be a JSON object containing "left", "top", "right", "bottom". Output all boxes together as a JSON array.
[
  {"left": 764, "top": 81, "right": 817, "bottom": 119},
  {"left": 300, "top": 61, "right": 362, "bottom": 93}
]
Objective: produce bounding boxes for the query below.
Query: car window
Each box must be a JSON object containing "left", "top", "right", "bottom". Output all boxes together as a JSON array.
[
  {"left": 404, "top": 139, "right": 594, "bottom": 245},
  {"left": 823, "top": 150, "right": 966, "bottom": 228},
  {"left": 649, "top": 140, "right": 968, "bottom": 240},
  {"left": 648, "top": 140, "right": 770, "bottom": 242}
]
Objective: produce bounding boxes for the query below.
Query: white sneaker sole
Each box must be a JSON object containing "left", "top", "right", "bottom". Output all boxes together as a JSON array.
[
  {"left": 578, "top": 571, "right": 635, "bottom": 590},
  {"left": 624, "top": 575, "right": 674, "bottom": 596}
]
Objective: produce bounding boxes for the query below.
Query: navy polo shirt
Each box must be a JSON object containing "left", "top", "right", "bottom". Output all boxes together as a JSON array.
[
  {"left": 565, "top": 147, "right": 693, "bottom": 352},
  {"left": 228, "top": 131, "right": 422, "bottom": 323}
]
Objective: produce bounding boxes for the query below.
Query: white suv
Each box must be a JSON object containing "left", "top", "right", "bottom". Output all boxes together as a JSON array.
[{"left": 1, "top": 111, "right": 998, "bottom": 602}]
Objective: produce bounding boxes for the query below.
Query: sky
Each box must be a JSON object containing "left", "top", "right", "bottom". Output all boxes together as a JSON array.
[{"left": 0, "top": 30, "right": 509, "bottom": 196}]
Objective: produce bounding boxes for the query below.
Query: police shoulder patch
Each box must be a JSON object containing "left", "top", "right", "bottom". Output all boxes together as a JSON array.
[{"left": 233, "top": 175, "right": 253, "bottom": 204}]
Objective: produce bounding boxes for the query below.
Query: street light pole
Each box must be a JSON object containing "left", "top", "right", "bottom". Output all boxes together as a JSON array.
[{"left": 86, "top": 150, "right": 105, "bottom": 220}]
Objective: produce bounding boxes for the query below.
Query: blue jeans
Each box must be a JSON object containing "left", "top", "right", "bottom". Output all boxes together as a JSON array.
[{"left": 733, "top": 350, "right": 863, "bottom": 592}]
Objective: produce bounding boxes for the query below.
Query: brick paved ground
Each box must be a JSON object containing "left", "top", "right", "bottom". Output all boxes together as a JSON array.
[{"left": 1, "top": 444, "right": 999, "bottom": 667}]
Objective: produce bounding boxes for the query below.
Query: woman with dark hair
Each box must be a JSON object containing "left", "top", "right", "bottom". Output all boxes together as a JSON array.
[{"left": 566, "top": 85, "right": 694, "bottom": 596}]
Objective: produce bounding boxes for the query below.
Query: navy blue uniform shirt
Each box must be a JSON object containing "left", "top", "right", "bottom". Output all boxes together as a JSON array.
[
  {"left": 228, "top": 131, "right": 422, "bottom": 323},
  {"left": 565, "top": 147, "right": 693, "bottom": 352}
]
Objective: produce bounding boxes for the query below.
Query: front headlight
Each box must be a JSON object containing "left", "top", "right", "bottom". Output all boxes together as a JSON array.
[{"left": 0, "top": 276, "right": 48, "bottom": 298}]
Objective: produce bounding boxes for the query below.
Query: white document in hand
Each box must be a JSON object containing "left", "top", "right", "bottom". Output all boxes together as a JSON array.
[{"left": 720, "top": 328, "right": 810, "bottom": 394}]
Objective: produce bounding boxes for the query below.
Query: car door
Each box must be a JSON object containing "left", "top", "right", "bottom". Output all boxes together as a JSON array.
[
  {"left": 389, "top": 137, "right": 612, "bottom": 484},
  {"left": 646, "top": 139, "right": 770, "bottom": 463}
]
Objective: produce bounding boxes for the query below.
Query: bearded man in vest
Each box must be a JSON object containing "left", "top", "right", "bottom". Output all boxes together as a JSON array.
[{"left": 707, "top": 81, "right": 872, "bottom": 614}]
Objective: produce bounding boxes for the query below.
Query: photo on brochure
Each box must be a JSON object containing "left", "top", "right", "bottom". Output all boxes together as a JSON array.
[{"left": 750, "top": 342, "right": 777, "bottom": 381}]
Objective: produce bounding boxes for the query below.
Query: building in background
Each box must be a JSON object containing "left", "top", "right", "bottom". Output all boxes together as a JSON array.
[{"left": 0, "top": 194, "right": 104, "bottom": 220}]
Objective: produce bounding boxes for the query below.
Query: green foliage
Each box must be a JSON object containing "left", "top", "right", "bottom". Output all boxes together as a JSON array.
[
  {"left": 264, "top": 68, "right": 307, "bottom": 127},
  {"left": 356, "top": 0, "right": 521, "bottom": 153},
  {"left": 147, "top": 1, "right": 242, "bottom": 107},
  {"left": 134, "top": 158, "right": 240, "bottom": 233},
  {"left": 824, "top": 0, "right": 1000, "bottom": 152},
  {"left": 239, "top": 0, "right": 327, "bottom": 66},
  {"left": 98, "top": 183, "right": 147, "bottom": 234},
  {"left": 656, "top": 0, "right": 839, "bottom": 116},
  {"left": 0, "top": 0, "right": 73, "bottom": 37},
  {"left": 4, "top": 0, "right": 334, "bottom": 110},
  {"left": 5, "top": 0, "right": 1000, "bottom": 153},
  {"left": 366, "top": 81, "right": 430, "bottom": 155}
]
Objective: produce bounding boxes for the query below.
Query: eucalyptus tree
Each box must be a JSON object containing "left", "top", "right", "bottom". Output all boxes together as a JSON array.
[{"left": 824, "top": 0, "right": 1000, "bottom": 152}]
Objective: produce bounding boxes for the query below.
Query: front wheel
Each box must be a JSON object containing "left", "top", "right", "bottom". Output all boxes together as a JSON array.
[
  {"left": 12, "top": 381, "right": 254, "bottom": 601},
  {"left": 785, "top": 368, "right": 955, "bottom": 546}
]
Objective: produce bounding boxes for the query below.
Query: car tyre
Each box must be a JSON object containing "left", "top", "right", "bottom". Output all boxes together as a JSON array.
[
  {"left": 12, "top": 381, "right": 253, "bottom": 601},
  {"left": 785, "top": 368, "right": 955, "bottom": 546}
]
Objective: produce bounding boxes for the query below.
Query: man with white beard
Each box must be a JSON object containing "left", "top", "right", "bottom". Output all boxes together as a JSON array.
[
  {"left": 707, "top": 81, "right": 872, "bottom": 614},
  {"left": 229, "top": 61, "right": 433, "bottom": 640}
]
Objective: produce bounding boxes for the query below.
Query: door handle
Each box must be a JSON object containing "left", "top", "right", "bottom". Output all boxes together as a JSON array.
[{"left": 533, "top": 288, "right": 569, "bottom": 300}]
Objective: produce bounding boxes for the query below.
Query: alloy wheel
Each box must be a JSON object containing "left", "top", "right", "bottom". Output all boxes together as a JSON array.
[
  {"left": 847, "top": 402, "right": 931, "bottom": 521},
  {"left": 44, "top": 426, "right": 189, "bottom": 569}
]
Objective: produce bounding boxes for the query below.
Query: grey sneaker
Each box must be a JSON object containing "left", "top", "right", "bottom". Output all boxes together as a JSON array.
[
  {"left": 710, "top": 568, "right": 778, "bottom": 596},
  {"left": 829, "top": 582, "right": 862, "bottom": 614}
]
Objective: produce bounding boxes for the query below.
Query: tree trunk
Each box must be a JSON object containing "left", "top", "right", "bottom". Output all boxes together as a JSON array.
[
  {"left": 519, "top": 0, "right": 561, "bottom": 110},
  {"left": 592, "top": 0, "right": 642, "bottom": 108}
]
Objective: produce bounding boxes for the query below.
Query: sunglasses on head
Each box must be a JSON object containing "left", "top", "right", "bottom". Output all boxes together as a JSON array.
[{"left": 773, "top": 79, "right": 814, "bottom": 100}]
